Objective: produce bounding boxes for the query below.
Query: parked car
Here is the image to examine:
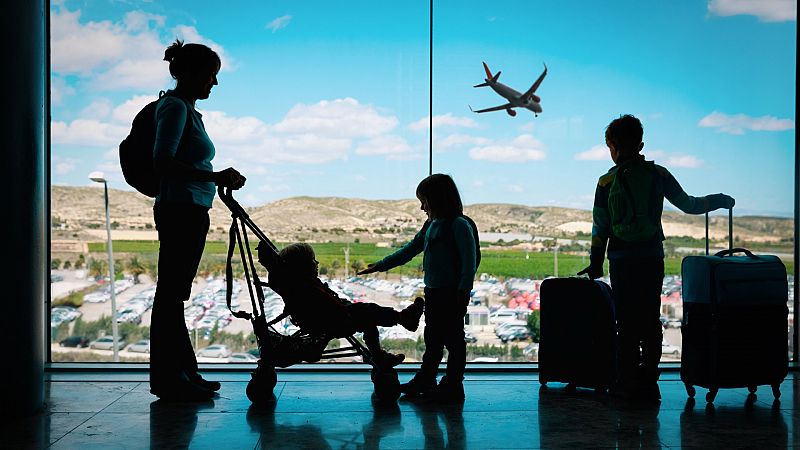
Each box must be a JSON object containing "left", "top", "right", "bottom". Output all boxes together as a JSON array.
[
  {"left": 196, "top": 345, "right": 232, "bottom": 358},
  {"left": 662, "top": 342, "right": 681, "bottom": 356},
  {"left": 229, "top": 352, "right": 259, "bottom": 362},
  {"left": 126, "top": 339, "right": 150, "bottom": 353},
  {"left": 500, "top": 328, "right": 532, "bottom": 343},
  {"left": 89, "top": 336, "right": 126, "bottom": 350},
  {"left": 59, "top": 335, "right": 89, "bottom": 348},
  {"left": 464, "top": 330, "right": 478, "bottom": 343}
]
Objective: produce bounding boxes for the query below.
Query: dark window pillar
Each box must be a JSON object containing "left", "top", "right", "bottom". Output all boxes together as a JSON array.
[{"left": 1, "top": 0, "right": 47, "bottom": 417}]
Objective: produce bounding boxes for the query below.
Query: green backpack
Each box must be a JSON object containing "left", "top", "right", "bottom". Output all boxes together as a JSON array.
[{"left": 607, "top": 160, "right": 663, "bottom": 242}]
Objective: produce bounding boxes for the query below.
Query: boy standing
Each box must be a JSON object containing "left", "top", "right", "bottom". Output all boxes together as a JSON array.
[{"left": 579, "top": 114, "right": 734, "bottom": 402}]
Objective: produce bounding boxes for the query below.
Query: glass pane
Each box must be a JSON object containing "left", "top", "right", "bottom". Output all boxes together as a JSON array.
[
  {"left": 433, "top": 1, "right": 796, "bottom": 362},
  {"left": 50, "top": 1, "right": 428, "bottom": 362}
]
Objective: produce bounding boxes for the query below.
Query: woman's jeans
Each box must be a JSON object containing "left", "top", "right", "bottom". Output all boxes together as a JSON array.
[{"left": 150, "top": 201, "right": 209, "bottom": 390}]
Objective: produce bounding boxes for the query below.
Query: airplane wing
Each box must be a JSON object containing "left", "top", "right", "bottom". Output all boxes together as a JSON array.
[
  {"left": 470, "top": 103, "right": 513, "bottom": 114},
  {"left": 522, "top": 63, "right": 548, "bottom": 99}
]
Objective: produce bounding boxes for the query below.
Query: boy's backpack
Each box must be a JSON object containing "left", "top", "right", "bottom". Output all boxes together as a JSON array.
[
  {"left": 607, "top": 160, "right": 663, "bottom": 242},
  {"left": 118, "top": 91, "right": 191, "bottom": 197}
]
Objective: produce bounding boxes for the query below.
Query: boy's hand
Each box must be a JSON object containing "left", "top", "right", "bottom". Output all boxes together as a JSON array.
[
  {"left": 357, "top": 264, "right": 379, "bottom": 275},
  {"left": 577, "top": 264, "right": 603, "bottom": 279},
  {"left": 708, "top": 193, "right": 735, "bottom": 210}
]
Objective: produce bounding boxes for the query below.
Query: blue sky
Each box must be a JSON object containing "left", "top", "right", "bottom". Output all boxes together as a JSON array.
[{"left": 51, "top": 0, "right": 796, "bottom": 216}]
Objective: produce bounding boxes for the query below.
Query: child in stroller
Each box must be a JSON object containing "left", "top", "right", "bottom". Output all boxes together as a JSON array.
[{"left": 269, "top": 242, "right": 425, "bottom": 369}]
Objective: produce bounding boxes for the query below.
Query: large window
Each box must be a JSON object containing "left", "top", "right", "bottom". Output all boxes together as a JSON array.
[{"left": 50, "top": 1, "right": 796, "bottom": 364}]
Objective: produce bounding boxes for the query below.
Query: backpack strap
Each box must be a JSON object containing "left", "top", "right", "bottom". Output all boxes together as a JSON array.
[{"left": 157, "top": 91, "right": 194, "bottom": 158}]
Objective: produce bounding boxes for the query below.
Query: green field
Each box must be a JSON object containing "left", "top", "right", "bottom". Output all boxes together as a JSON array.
[{"left": 87, "top": 240, "right": 793, "bottom": 278}]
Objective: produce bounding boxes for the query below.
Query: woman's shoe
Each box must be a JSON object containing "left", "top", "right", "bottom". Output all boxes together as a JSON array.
[
  {"left": 189, "top": 373, "right": 221, "bottom": 392},
  {"left": 151, "top": 373, "right": 216, "bottom": 401}
]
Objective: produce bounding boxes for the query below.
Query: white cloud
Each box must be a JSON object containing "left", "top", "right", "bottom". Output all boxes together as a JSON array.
[
  {"left": 708, "top": 0, "right": 796, "bottom": 22},
  {"left": 273, "top": 98, "right": 398, "bottom": 138},
  {"left": 698, "top": 111, "right": 795, "bottom": 134},
  {"left": 50, "top": 76, "right": 75, "bottom": 105},
  {"left": 258, "top": 183, "right": 290, "bottom": 192},
  {"left": 53, "top": 156, "right": 79, "bottom": 175},
  {"left": 79, "top": 98, "right": 114, "bottom": 120},
  {"left": 646, "top": 150, "right": 704, "bottom": 169},
  {"left": 356, "top": 135, "right": 414, "bottom": 156},
  {"left": 50, "top": 5, "right": 232, "bottom": 92},
  {"left": 266, "top": 15, "right": 292, "bottom": 32},
  {"left": 468, "top": 134, "right": 546, "bottom": 162},
  {"left": 409, "top": 113, "right": 479, "bottom": 131},
  {"left": 112, "top": 95, "right": 155, "bottom": 124},
  {"left": 575, "top": 144, "right": 610, "bottom": 161},
  {"left": 51, "top": 119, "right": 128, "bottom": 147},
  {"left": 663, "top": 154, "right": 703, "bottom": 169},
  {"left": 437, "top": 134, "right": 491, "bottom": 149}
]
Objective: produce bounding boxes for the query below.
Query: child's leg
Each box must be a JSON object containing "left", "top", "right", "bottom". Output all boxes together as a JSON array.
[
  {"left": 609, "top": 259, "right": 642, "bottom": 389},
  {"left": 346, "top": 302, "right": 400, "bottom": 328},
  {"left": 418, "top": 288, "right": 446, "bottom": 381},
  {"left": 441, "top": 291, "right": 468, "bottom": 383},
  {"left": 636, "top": 259, "right": 665, "bottom": 384},
  {"left": 362, "top": 325, "right": 382, "bottom": 354}
]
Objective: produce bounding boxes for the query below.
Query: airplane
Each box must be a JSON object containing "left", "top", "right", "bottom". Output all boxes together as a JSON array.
[{"left": 470, "top": 62, "right": 547, "bottom": 117}]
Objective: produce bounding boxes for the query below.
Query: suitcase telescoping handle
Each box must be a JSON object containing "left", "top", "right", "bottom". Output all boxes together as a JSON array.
[{"left": 705, "top": 207, "right": 733, "bottom": 256}]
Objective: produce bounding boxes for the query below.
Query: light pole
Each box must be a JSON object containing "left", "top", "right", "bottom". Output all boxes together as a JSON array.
[{"left": 89, "top": 172, "right": 119, "bottom": 362}]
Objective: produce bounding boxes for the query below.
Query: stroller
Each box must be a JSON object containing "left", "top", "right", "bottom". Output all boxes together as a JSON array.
[{"left": 217, "top": 187, "right": 402, "bottom": 403}]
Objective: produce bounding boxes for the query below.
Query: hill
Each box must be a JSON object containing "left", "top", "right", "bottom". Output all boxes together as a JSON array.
[{"left": 51, "top": 185, "right": 792, "bottom": 244}]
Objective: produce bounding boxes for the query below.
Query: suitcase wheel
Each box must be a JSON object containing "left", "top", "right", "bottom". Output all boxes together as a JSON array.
[
  {"left": 684, "top": 384, "right": 695, "bottom": 398},
  {"left": 705, "top": 389, "right": 718, "bottom": 403},
  {"left": 771, "top": 384, "right": 781, "bottom": 399},
  {"left": 747, "top": 385, "right": 757, "bottom": 394}
]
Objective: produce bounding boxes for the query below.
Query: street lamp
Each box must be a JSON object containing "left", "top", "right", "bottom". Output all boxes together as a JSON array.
[{"left": 89, "top": 171, "right": 119, "bottom": 362}]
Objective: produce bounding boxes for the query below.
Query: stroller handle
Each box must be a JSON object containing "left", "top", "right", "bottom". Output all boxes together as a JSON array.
[{"left": 217, "top": 186, "right": 280, "bottom": 256}]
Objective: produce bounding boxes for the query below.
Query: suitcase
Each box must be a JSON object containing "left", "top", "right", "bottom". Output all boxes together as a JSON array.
[
  {"left": 680, "top": 209, "right": 788, "bottom": 402},
  {"left": 539, "top": 277, "right": 617, "bottom": 392}
]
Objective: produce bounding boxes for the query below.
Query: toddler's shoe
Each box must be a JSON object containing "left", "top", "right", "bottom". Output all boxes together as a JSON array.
[
  {"left": 373, "top": 350, "right": 405, "bottom": 369},
  {"left": 399, "top": 297, "right": 425, "bottom": 332}
]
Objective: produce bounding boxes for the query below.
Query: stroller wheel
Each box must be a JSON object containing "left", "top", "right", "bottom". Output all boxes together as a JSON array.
[
  {"left": 247, "top": 367, "right": 278, "bottom": 404},
  {"left": 371, "top": 368, "right": 401, "bottom": 402}
]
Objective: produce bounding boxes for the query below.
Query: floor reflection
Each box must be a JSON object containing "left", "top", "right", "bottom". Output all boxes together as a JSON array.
[
  {"left": 680, "top": 397, "right": 788, "bottom": 448},
  {"left": 538, "top": 385, "right": 662, "bottom": 448},
  {"left": 246, "top": 395, "right": 332, "bottom": 449},
  {"left": 149, "top": 398, "right": 215, "bottom": 449},
  {"left": 404, "top": 398, "right": 466, "bottom": 449}
]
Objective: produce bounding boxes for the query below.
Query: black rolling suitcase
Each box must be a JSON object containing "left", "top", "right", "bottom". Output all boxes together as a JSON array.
[
  {"left": 680, "top": 209, "right": 789, "bottom": 402},
  {"left": 539, "top": 277, "right": 616, "bottom": 392}
]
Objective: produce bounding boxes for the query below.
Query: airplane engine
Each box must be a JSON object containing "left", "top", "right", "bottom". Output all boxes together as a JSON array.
[
  {"left": 531, "top": 94, "right": 541, "bottom": 103},
  {"left": 506, "top": 108, "right": 517, "bottom": 117}
]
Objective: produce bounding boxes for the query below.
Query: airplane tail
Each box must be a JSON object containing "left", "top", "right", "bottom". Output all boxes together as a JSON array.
[{"left": 474, "top": 62, "right": 501, "bottom": 87}]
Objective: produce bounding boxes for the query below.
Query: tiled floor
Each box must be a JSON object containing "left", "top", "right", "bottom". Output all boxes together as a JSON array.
[{"left": 2, "top": 370, "right": 798, "bottom": 449}]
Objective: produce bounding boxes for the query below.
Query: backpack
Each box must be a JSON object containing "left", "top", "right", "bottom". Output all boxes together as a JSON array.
[
  {"left": 119, "top": 91, "right": 191, "bottom": 197},
  {"left": 607, "top": 160, "right": 663, "bottom": 242},
  {"left": 422, "top": 214, "right": 481, "bottom": 270}
]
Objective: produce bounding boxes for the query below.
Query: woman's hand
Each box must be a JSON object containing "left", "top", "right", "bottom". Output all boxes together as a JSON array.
[
  {"left": 357, "top": 264, "right": 379, "bottom": 275},
  {"left": 215, "top": 167, "right": 246, "bottom": 189}
]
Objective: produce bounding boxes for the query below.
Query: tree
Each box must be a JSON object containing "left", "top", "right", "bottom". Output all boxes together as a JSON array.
[
  {"left": 527, "top": 309, "right": 541, "bottom": 343},
  {"left": 126, "top": 256, "right": 147, "bottom": 283},
  {"left": 63, "top": 260, "right": 72, "bottom": 270},
  {"left": 88, "top": 258, "right": 107, "bottom": 279},
  {"left": 51, "top": 258, "right": 61, "bottom": 270},
  {"left": 351, "top": 259, "right": 365, "bottom": 274},
  {"left": 75, "top": 254, "right": 86, "bottom": 269}
]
